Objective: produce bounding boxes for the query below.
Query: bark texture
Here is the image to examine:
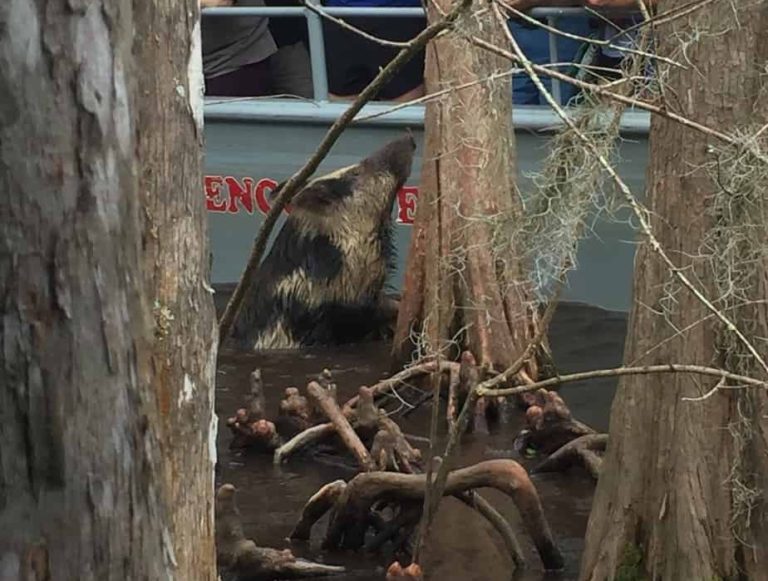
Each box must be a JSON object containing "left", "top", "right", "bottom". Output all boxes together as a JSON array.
[
  {"left": 391, "top": 0, "right": 536, "bottom": 375},
  {"left": 0, "top": 1, "right": 215, "bottom": 579},
  {"left": 580, "top": 3, "right": 768, "bottom": 579},
  {"left": 134, "top": 1, "right": 217, "bottom": 577}
]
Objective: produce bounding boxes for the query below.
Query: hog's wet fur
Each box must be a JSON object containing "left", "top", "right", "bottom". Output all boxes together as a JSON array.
[{"left": 230, "top": 135, "right": 416, "bottom": 350}]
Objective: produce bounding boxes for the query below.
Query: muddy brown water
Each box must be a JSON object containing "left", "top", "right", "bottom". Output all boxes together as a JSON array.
[{"left": 214, "top": 301, "right": 627, "bottom": 580}]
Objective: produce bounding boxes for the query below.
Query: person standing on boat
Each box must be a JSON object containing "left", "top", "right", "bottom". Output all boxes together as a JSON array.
[
  {"left": 201, "top": 0, "right": 278, "bottom": 97},
  {"left": 321, "top": 0, "right": 427, "bottom": 103},
  {"left": 264, "top": 0, "right": 316, "bottom": 99},
  {"left": 507, "top": 0, "right": 658, "bottom": 89}
]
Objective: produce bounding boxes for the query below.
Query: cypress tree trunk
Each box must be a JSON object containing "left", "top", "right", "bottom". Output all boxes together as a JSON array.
[
  {"left": 0, "top": 1, "right": 216, "bottom": 578},
  {"left": 580, "top": 3, "right": 768, "bottom": 579},
  {"left": 391, "top": 1, "right": 537, "bottom": 378},
  {"left": 134, "top": 1, "right": 218, "bottom": 578}
]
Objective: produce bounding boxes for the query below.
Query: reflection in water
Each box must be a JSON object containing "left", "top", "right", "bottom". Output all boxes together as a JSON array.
[{"left": 214, "top": 302, "right": 627, "bottom": 580}]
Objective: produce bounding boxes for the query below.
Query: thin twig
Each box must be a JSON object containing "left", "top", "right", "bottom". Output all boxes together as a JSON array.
[
  {"left": 476, "top": 364, "right": 766, "bottom": 398},
  {"left": 355, "top": 69, "right": 518, "bottom": 122},
  {"left": 468, "top": 36, "right": 736, "bottom": 145},
  {"left": 627, "top": 313, "right": 715, "bottom": 366},
  {"left": 303, "top": 0, "right": 412, "bottom": 48},
  {"left": 497, "top": 0, "right": 683, "bottom": 69},
  {"left": 218, "top": 0, "right": 474, "bottom": 340}
]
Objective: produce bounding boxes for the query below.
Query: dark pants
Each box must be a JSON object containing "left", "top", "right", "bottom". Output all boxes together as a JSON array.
[{"left": 205, "top": 60, "right": 271, "bottom": 97}]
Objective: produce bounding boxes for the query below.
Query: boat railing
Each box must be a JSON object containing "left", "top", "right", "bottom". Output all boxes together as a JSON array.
[{"left": 201, "top": 3, "right": 650, "bottom": 135}]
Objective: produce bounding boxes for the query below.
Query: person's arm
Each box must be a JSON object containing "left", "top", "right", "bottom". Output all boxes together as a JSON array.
[
  {"left": 506, "top": 0, "right": 657, "bottom": 8},
  {"left": 505, "top": 0, "right": 582, "bottom": 9},
  {"left": 585, "top": 0, "right": 658, "bottom": 6}
]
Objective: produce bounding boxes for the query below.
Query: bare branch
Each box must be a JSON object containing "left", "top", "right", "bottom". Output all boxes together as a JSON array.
[
  {"left": 468, "top": 36, "right": 737, "bottom": 145},
  {"left": 303, "top": 1, "right": 411, "bottom": 48},
  {"left": 476, "top": 364, "right": 766, "bottom": 398}
]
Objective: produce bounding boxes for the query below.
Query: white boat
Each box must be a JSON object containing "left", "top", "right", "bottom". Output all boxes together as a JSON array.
[{"left": 202, "top": 5, "right": 649, "bottom": 313}]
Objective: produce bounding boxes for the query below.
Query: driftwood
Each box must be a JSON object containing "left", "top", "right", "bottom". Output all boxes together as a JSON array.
[
  {"left": 294, "top": 459, "right": 564, "bottom": 571},
  {"left": 216, "top": 484, "right": 345, "bottom": 580},
  {"left": 341, "top": 359, "right": 460, "bottom": 414},
  {"left": 273, "top": 423, "right": 337, "bottom": 465},
  {"left": 307, "top": 380, "right": 376, "bottom": 471},
  {"left": 272, "top": 359, "right": 461, "bottom": 464},
  {"left": 533, "top": 433, "right": 608, "bottom": 479}
]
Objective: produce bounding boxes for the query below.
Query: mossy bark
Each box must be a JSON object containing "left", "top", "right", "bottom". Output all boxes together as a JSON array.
[
  {"left": 391, "top": 1, "right": 537, "bottom": 376},
  {"left": 580, "top": 3, "right": 768, "bottom": 579}
]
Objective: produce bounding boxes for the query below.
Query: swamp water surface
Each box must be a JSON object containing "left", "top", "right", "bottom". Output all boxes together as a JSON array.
[{"left": 214, "top": 302, "right": 627, "bottom": 580}]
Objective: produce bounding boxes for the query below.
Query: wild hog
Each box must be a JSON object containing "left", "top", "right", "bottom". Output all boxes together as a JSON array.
[{"left": 230, "top": 134, "right": 416, "bottom": 350}]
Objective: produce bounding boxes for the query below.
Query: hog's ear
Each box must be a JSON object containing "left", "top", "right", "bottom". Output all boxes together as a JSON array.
[{"left": 292, "top": 176, "right": 355, "bottom": 212}]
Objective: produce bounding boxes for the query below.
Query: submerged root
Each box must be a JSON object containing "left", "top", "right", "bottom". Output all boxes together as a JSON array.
[
  {"left": 533, "top": 433, "right": 608, "bottom": 479},
  {"left": 216, "top": 484, "right": 345, "bottom": 580}
]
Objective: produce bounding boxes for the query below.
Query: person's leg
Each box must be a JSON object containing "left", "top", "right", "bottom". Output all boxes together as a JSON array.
[
  {"left": 205, "top": 60, "right": 272, "bottom": 97},
  {"left": 268, "top": 42, "right": 314, "bottom": 99},
  {"left": 324, "top": 17, "right": 426, "bottom": 102}
]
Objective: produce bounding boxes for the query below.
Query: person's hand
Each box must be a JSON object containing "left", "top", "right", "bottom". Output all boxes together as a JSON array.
[{"left": 201, "top": 0, "right": 234, "bottom": 7}]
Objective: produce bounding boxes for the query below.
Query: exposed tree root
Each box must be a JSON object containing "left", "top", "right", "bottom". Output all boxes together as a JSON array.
[
  {"left": 386, "top": 561, "right": 424, "bottom": 580},
  {"left": 275, "top": 383, "right": 423, "bottom": 470},
  {"left": 227, "top": 417, "right": 283, "bottom": 452},
  {"left": 278, "top": 387, "right": 312, "bottom": 434},
  {"left": 290, "top": 480, "right": 348, "bottom": 541},
  {"left": 308, "top": 380, "right": 376, "bottom": 471},
  {"left": 446, "top": 351, "right": 501, "bottom": 435},
  {"left": 454, "top": 490, "right": 526, "bottom": 569},
  {"left": 226, "top": 369, "right": 283, "bottom": 451},
  {"left": 342, "top": 360, "right": 460, "bottom": 415},
  {"left": 216, "top": 484, "right": 345, "bottom": 580},
  {"left": 295, "top": 459, "right": 564, "bottom": 571},
  {"left": 273, "top": 423, "right": 337, "bottom": 465},
  {"left": 514, "top": 389, "right": 596, "bottom": 456},
  {"left": 533, "top": 434, "right": 608, "bottom": 480},
  {"left": 230, "top": 362, "right": 464, "bottom": 462}
]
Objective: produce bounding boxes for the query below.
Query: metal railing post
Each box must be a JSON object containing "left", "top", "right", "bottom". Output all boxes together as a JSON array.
[
  {"left": 547, "top": 16, "right": 562, "bottom": 105},
  {"left": 305, "top": 1, "right": 330, "bottom": 102}
]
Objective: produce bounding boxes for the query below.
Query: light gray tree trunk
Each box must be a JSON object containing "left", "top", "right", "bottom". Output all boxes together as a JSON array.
[
  {"left": 134, "top": 0, "right": 218, "bottom": 578},
  {"left": 0, "top": 1, "right": 216, "bottom": 579}
]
